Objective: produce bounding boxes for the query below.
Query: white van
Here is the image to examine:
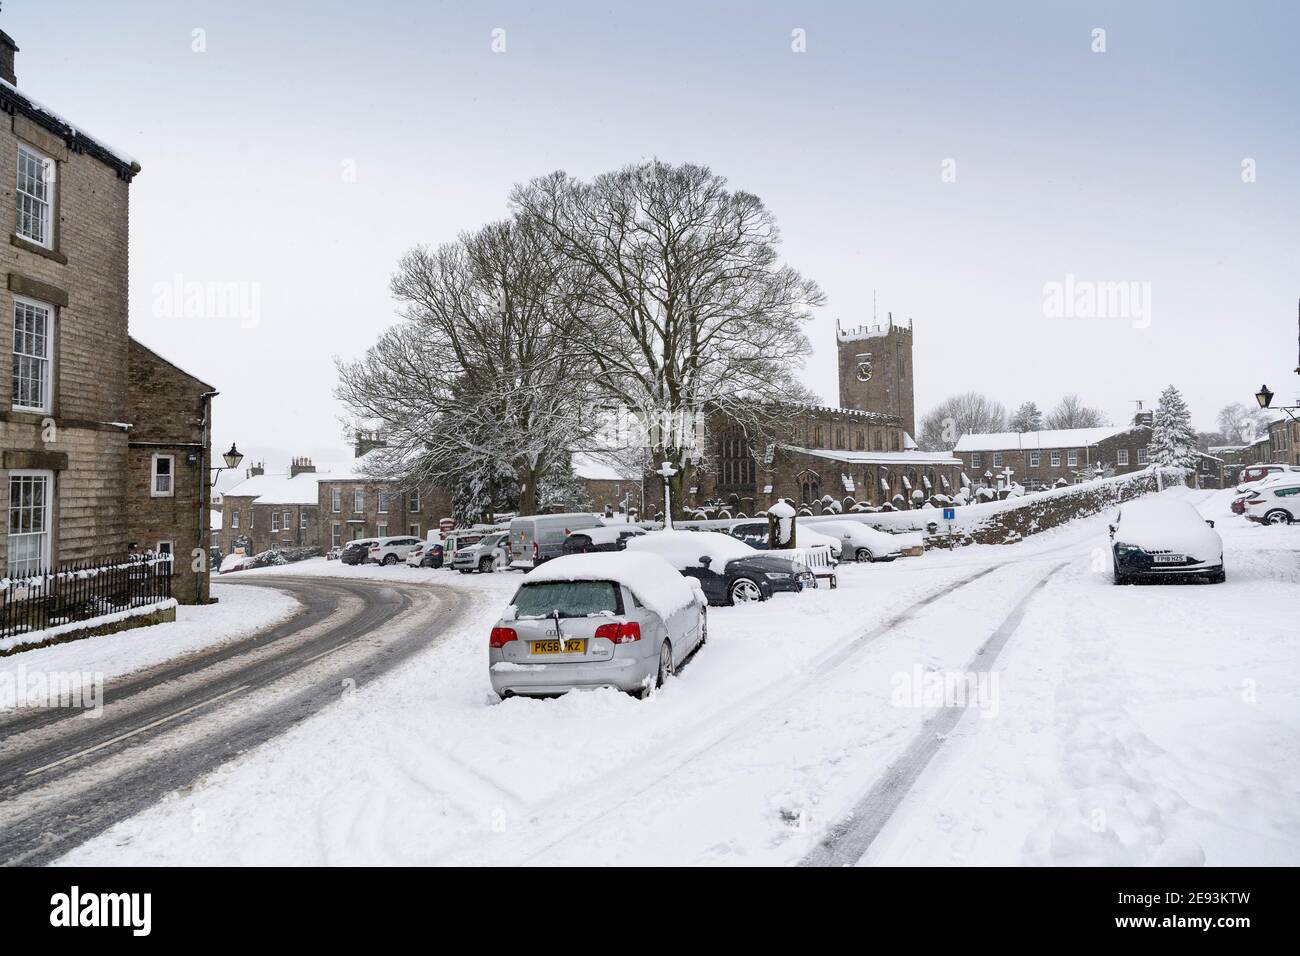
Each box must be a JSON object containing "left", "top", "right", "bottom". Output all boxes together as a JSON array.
[{"left": 509, "top": 513, "right": 604, "bottom": 569}]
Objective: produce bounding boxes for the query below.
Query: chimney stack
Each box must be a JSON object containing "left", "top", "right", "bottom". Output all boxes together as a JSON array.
[
  {"left": 0, "top": 29, "right": 19, "bottom": 86},
  {"left": 246, "top": 461, "right": 265, "bottom": 478},
  {"left": 290, "top": 456, "right": 316, "bottom": 477},
  {"left": 354, "top": 429, "right": 386, "bottom": 458}
]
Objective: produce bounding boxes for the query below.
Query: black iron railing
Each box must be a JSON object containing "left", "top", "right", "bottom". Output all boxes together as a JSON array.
[{"left": 0, "top": 554, "right": 174, "bottom": 641}]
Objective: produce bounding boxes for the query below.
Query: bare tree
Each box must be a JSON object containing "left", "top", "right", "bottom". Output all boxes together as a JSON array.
[
  {"left": 336, "top": 216, "right": 596, "bottom": 517},
  {"left": 917, "top": 392, "right": 1007, "bottom": 450},
  {"left": 1215, "top": 402, "right": 1269, "bottom": 444},
  {"left": 511, "top": 161, "right": 825, "bottom": 511},
  {"left": 1045, "top": 394, "right": 1108, "bottom": 429}
]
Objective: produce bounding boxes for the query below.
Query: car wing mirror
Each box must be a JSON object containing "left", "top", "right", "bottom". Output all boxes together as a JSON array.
[
  {"left": 698, "top": 555, "right": 712, "bottom": 568},
  {"left": 1107, "top": 524, "right": 1117, "bottom": 536},
  {"left": 1205, "top": 519, "right": 1215, "bottom": 528}
]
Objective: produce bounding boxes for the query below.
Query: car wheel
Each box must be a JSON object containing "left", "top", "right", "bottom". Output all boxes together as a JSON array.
[
  {"left": 855, "top": 547, "right": 873, "bottom": 563},
  {"left": 1264, "top": 509, "right": 1292, "bottom": 525},
  {"left": 479, "top": 557, "right": 494, "bottom": 574},
  {"left": 728, "top": 577, "right": 763, "bottom": 604},
  {"left": 1113, "top": 566, "right": 1130, "bottom": 585},
  {"left": 382, "top": 554, "right": 397, "bottom": 565},
  {"left": 639, "top": 641, "right": 673, "bottom": 700},
  {"left": 698, "top": 608, "right": 708, "bottom": 646},
  {"left": 458, "top": 568, "right": 472, "bottom": 574}
]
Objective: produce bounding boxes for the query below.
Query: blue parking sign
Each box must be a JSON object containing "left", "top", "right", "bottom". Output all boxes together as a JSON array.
[{"left": 942, "top": 507, "right": 956, "bottom": 521}]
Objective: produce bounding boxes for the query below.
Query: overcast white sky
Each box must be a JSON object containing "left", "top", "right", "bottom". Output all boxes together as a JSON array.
[{"left": 7, "top": 1, "right": 1298, "bottom": 485}]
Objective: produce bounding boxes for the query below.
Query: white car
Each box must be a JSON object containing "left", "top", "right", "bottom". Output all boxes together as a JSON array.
[
  {"left": 368, "top": 535, "right": 423, "bottom": 565},
  {"left": 1240, "top": 481, "right": 1300, "bottom": 525},
  {"left": 726, "top": 520, "right": 842, "bottom": 562},
  {"left": 1234, "top": 463, "right": 1300, "bottom": 493},
  {"left": 812, "top": 520, "right": 905, "bottom": 562}
]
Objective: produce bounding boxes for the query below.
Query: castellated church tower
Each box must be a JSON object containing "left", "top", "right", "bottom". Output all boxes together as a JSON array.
[{"left": 836, "top": 314, "right": 916, "bottom": 438}]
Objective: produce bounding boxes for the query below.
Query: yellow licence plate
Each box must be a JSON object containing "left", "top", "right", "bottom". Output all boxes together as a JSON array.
[{"left": 530, "top": 639, "right": 586, "bottom": 655}]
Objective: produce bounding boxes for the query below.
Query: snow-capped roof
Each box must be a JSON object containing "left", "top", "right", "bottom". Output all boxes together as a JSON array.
[
  {"left": 953, "top": 426, "right": 1127, "bottom": 453},
  {"left": 572, "top": 452, "right": 638, "bottom": 482},
  {"left": 780, "top": 445, "right": 962, "bottom": 466},
  {"left": 520, "top": 551, "right": 698, "bottom": 619},
  {"left": 224, "top": 472, "right": 328, "bottom": 505},
  {"left": 0, "top": 77, "right": 139, "bottom": 176}
]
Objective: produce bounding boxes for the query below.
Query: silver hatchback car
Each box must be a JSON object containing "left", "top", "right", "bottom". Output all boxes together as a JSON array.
[{"left": 489, "top": 553, "right": 707, "bottom": 700}]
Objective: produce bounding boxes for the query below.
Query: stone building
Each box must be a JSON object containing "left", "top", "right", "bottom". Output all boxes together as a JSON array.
[
  {"left": 686, "top": 314, "right": 962, "bottom": 514},
  {"left": 314, "top": 446, "right": 452, "bottom": 549},
  {"left": 954, "top": 417, "right": 1226, "bottom": 490},
  {"left": 219, "top": 461, "right": 325, "bottom": 556},
  {"left": 1, "top": 27, "right": 215, "bottom": 600}
]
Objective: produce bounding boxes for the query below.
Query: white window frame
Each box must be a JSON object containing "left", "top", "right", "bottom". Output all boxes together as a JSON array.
[
  {"left": 992, "top": 453, "right": 1003, "bottom": 468},
  {"left": 156, "top": 540, "right": 174, "bottom": 559},
  {"left": 408, "top": 490, "right": 420, "bottom": 513},
  {"left": 1067, "top": 450, "right": 1078, "bottom": 467},
  {"left": 151, "top": 453, "right": 175, "bottom": 498},
  {"left": 971, "top": 453, "right": 982, "bottom": 468},
  {"left": 1028, "top": 450, "right": 1040, "bottom": 468},
  {"left": 1137, "top": 447, "right": 1149, "bottom": 464},
  {"left": 271, "top": 512, "right": 281, "bottom": 532},
  {"left": 377, "top": 491, "right": 389, "bottom": 514},
  {"left": 408, "top": 524, "right": 420, "bottom": 537},
  {"left": 231, "top": 510, "right": 240, "bottom": 529},
  {"left": 377, "top": 522, "right": 388, "bottom": 539},
  {"left": 282, "top": 510, "right": 291, "bottom": 531},
  {"left": 331, "top": 523, "right": 341, "bottom": 548},
  {"left": 16, "top": 144, "right": 55, "bottom": 248},
  {"left": 354, "top": 488, "right": 365, "bottom": 512},
  {"left": 1050, "top": 451, "right": 1061, "bottom": 467},
  {"left": 331, "top": 488, "right": 341, "bottom": 513},
  {"left": 300, "top": 512, "right": 308, "bottom": 530},
  {"left": 1117, "top": 448, "right": 1129, "bottom": 466},
  {"left": 7, "top": 469, "right": 53, "bottom": 577},
  {"left": 11, "top": 295, "right": 54, "bottom": 414}
]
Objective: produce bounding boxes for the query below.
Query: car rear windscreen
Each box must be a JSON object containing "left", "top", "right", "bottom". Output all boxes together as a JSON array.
[{"left": 514, "top": 581, "right": 621, "bottom": 618}]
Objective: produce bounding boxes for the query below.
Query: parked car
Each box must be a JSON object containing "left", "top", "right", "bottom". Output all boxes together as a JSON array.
[
  {"left": 727, "top": 520, "right": 843, "bottom": 562},
  {"left": 340, "top": 538, "right": 378, "bottom": 566},
  {"left": 442, "top": 531, "right": 482, "bottom": 564},
  {"left": 508, "top": 513, "right": 604, "bottom": 569},
  {"left": 810, "top": 520, "right": 904, "bottom": 562},
  {"left": 451, "top": 532, "right": 511, "bottom": 573},
  {"left": 405, "top": 539, "right": 445, "bottom": 568},
  {"left": 627, "top": 529, "right": 814, "bottom": 605},
  {"left": 1109, "top": 498, "right": 1225, "bottom": 584},
  {"left": 489, "top": 552, "right": 707, "bottom": 700},
  {"left": 561, "top": 526, "right": 647, "bottom": 555},
  {"left": 1234, "top": 463, "right": 1300, "bottom": 493},
  {"left": 1239, "top": 481, "right": 1300, "bottom": 525},
  {"left": 368, "top": 535, "right": 423, "bottom": 565}
]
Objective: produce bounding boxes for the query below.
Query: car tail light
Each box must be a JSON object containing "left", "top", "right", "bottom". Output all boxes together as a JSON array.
[
  {"left": 489, "top": 627, "right": 518, "bottom": 648},
  {"left": 594, "top": 621, "right": 641, "bottom": 644}
]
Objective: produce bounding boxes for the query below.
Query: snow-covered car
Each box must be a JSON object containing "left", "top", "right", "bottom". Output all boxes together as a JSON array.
[
  {"left": 405, "top": 540, "right": 445, "bottom": 568},
  {"left": 340, "top": 538, "right": 378, "bottom": 566},
  {"left": 1234, "top": 463, "right": 1300, "bottom": 493},
  {"left": 561, "top": 525, "right": 647, "bottom": 555},
  {"left": 451, "top": 532, "right": 510, "bottom": 573},
  {"left": 810, "top": 520, "right": 904, "bottom": 562},
  {"left": 626, "top": 529, "right": 814, "bottom": 604},
  {"left": 727, "top": 520, "right": 843, "bottom": 561},
  {"left": 1109, "top": 497, "right": 1225, "bottom": 584},
  {"left": 508, "top": 513, "right": 604, "bottom": 569},
  {"left": 1239, "top": 481, "right": 1300, "bottom": 525},
  {"left": 368, "top": 535, "right": 423, "bottom": 565},
  {"left": 488, "top": 552, "right": 707, "bottom": 700}
]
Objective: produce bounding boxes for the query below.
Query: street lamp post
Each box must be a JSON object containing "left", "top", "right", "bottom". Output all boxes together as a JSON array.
[
  {"left": 656, "top": 461, "right": 678, "bottom": 530},
  {"left": 210, "top": 443, "right": 244, "bottom": 488}
]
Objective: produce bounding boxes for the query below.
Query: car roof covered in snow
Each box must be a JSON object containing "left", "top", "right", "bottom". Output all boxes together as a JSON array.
[
  {"left": 626, "top": 528, "right": 757, "bottom": 569},
  {"left": 520, "top": 552, "right": 697, "bottom": 619},
  {"left": 1115, "top": 496, "right": 1219, "bottom": 550},
  {"left": 569, "top": 525, "right": 645, "bottom": 545}
]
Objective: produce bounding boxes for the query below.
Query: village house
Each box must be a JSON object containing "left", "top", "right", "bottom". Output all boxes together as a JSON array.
[
  {"left": 1, "top": 28, "right": 215, "bottom": 602},
  {"left": 219, "top": 460, "right": 325, "bottom": 556},
  {"left": 953, "top": 415, "right": 1225, "bottom": 490},
  {"left": 314, "top": 439, "right": 452, "bottom": 549}
]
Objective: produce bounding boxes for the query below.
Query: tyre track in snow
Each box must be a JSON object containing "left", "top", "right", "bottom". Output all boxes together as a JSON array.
[
  {"left": 799, "top": 560, "right": 1069, "bottom": 867},
  {"left": 0, "top": 576, "right": 470, "bottom": 866}
]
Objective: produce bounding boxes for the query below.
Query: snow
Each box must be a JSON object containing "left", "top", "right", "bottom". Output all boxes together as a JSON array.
[
  {"left": 626, "top": 528, "right": 756, "bottom": 571},
  {"left": 571, "top": 452, "right": 637, "bottom": 482},
  {"left": 1112, "top": 496, "right": 1220, "bottom": 555},
  {"left": 953, "top": 426, "right": 1127, "bottom": 453},
  {"left": 223, "top": 471, "right": 328, "bottom": 505},
  {"left": 51, "top": 488, "right": 1300, "bottom": 867},
  {"left": 813, "top": 520, "right": 903, "bottom": 554},
  {"left": 572, "top": 525, "right": 642, "bottom": 546},
  {"left": 520, "top": 551, "right": 698, "bottom": 619},
  {"left": 781, "top": 445, "right": 960, "bottom": 465},
  {"left": 1, "top": 583, "right": 298, "bottom": 682},
  {"left": 0, "top": 77, "right": 139, "bottom": 169},
  {"left": 0, "top": 599, "right": 177, "bottom": 654}
]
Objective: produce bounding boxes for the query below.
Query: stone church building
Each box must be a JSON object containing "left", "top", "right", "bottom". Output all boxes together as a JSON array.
[{"left": 686, "top": 316, "right": 962, "bottom": 514}]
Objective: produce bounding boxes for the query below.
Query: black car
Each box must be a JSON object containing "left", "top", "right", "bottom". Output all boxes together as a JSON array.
[
  {"left": 560, "top": 527, "right": 646, "bottom": 555},
  {"left": 628, "top": 531, "right": 815, "bottom": 606},
  {"left": 728, "top": 521, "right": 771, "bottom": 549},
  {"left": 340, "top": 538, "right": 377, "bottom": 566}
]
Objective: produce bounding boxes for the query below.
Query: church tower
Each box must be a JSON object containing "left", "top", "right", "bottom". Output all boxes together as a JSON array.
[{"left": 836, "top": 314, "right": 916, "bottom": 438}]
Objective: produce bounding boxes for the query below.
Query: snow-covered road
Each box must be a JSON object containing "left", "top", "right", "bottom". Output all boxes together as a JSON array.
[{"left": 53, "top": 488, "right": 1300, "bottom": 866}]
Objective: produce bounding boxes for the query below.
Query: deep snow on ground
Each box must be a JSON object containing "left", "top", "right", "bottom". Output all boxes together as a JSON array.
[
  {"left": 58, "top": 490, "right": 1300, "bottom": 866},
  {"left": 0, "top": 583, "right": 300, "bottom": 684}
]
